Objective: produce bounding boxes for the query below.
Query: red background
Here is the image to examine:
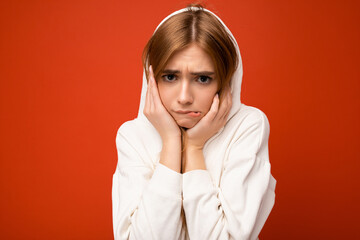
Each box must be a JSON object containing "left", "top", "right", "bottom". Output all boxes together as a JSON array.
[{"left": 1, "top": 0, "right": 359, "bottom": 239}]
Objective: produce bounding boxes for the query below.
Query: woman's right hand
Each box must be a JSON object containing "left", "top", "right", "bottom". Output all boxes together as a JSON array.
[
  {"left": 144, "top": 66, "right": 182, "bottom": 172},
  {"left": 143, "top": 66, "right": 181, "bottom": 142}
]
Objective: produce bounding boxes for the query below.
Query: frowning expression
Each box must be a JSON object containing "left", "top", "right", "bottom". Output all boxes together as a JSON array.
[{"left": 157, "top": 44, "right": 218, "bottom": 129}]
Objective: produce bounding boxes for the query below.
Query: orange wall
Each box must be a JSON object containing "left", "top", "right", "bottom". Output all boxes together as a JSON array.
[{"left": 0, "top": 0, "right": 359, "bottom": 239}]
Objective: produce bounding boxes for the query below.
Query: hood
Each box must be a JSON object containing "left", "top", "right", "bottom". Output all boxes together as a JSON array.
[{"left": 137, "top": 6, "right": 243, "bottom": 122}]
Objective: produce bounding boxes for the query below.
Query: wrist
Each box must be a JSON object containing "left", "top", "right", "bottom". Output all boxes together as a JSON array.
[
  {"left": 163, "top": 135, "right": 181, "bottom": 146},
  {"left": 160, "top": 138, "right": 182, "bottom": 173},
  {"left": 183, "top": 147, "right": 206, "bottom": 173},
  {"left": 185, "top": 142, "right": 204, "bottom": 152}
]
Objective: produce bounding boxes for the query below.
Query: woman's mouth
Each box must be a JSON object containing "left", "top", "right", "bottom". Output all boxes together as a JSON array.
[
  {"left": 186, "top": 111, "right": 201, "bottom": 117},
  {"left": 175, "top": 110, "right": 201, "bottom": 117}
]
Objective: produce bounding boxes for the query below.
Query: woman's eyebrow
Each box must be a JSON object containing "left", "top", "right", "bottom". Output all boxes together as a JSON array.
[
  {"left": 190, "top": 71, "right": 214, "bottom": 75},
  {"left": 162, "top": 69, "right": 180, "bottom": 74},
  {"left": 162, "top": 69, "right": 214, "bottom": 75}
]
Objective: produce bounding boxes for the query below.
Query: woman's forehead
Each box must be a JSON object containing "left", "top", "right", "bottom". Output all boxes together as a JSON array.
[{"left": 164, "top": 44, "right": 215, "bottom": 72}]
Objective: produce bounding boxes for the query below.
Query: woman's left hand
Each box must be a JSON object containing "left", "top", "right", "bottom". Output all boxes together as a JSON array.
[{"left": 184, "top": 86, "right": 232, "bottom": 150}]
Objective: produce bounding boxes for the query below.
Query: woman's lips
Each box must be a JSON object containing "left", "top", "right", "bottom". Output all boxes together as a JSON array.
[
  {"left": 174, "top": 110, "right": 201, "bottom": 117},
  {"left": 186, "top": 111, "right": 201, "bottom": 117}
]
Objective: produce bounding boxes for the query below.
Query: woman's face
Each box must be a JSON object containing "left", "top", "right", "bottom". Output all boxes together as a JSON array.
[{"left": 157, "top": 44, "right": 218, "bottom": 129}]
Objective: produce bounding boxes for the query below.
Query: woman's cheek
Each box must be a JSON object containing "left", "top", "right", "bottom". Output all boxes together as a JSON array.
[
  {"left": 158, "top": 86, "right": 171, "bottom": 109},
  {"left": 203, "top": 94, "right": 217, "bottom": 113}
]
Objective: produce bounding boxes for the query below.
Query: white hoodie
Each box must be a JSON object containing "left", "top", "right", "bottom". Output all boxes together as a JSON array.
[{"left": 112, "top": 7, "right": 276, "bottom": 240}]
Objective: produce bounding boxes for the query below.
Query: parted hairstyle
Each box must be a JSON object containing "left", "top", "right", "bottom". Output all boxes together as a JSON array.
[{"left": 142, "top": 4, "right": 239, "bottom": 94}]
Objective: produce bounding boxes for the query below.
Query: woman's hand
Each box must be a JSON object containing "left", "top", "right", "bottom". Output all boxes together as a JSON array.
[
  {"left": 144, "top": 66, "right": 182, "bottom": 172},
  {"left": 181, "top": 87, "right": 232, "bottom": 173},
  {"left": 184, "top": 86, "right": 232, "bottom": 150},
  {"left": 143, "top": 66, "right": 181, "bottom": 141}
]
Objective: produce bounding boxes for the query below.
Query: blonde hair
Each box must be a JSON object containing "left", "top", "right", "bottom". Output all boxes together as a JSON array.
[{"left": 142, "top": 4, "right": 238, "bottom": 94}]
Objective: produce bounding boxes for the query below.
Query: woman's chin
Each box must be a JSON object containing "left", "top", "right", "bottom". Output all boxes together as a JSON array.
[{"left": 176, "top": 119, "right": 198, "bottom": 129}]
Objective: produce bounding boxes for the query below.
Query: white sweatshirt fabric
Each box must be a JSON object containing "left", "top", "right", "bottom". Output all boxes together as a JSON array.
[{"left": 112, "top": 7, "right": 276, "bottom": 240}]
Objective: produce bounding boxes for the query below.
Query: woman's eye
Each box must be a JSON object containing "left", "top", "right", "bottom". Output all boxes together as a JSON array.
[
  {"left": 197, "top": 76, "right": 212, "bottom": 84},
  {"left": 162, "top": 74, "right": 176, "bottom": 82}
]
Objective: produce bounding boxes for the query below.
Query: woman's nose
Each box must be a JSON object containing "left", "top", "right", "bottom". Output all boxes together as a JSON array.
[{"left": 177, "top": 81, "right": 193, "bottom": 105}]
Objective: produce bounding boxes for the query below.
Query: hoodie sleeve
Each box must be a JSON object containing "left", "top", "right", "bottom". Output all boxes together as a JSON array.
[
  {"left": 182, "top": 110, "right": 276, "bottom": 240},
  {"left": 112, "top": 125, "right": 183, "bottom": 240}
]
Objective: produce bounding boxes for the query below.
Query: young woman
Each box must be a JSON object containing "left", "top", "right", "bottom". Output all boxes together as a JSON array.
[{"left": 112, "top": 5, "right": 276, "bottom": 240}]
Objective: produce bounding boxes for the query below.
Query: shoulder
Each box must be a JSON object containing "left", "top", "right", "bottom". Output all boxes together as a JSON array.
[
  {"left": 115, "top": 117, "right": 161, "bottom": 155},
  {"left": 114, "top": 118, "right": 159, "bottom": 168},
  {"left": 116, "top": 119, "right": 138, "bottom": 137},
  {"left": 230, "top": 104, "right": 269, "bottom": 136},
  {"left": 115, "top": 118, "right": 149, "bottom": 149},
  {"left": 238, "top": 104, "right": 269, "bottom": 125},
  {"left": 226, "top": 104, "right": 270, "bottom": 151}
]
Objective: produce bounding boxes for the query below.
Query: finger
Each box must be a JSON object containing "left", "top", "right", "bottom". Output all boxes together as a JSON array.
[
  {"left": 222, "top": 91, "right": 232, "bottom": 120},
  {"left": 149, "top": 65, "right": 155, "bottom": 82},
  {"left": 144, "top": 68, "right": 152, "bottom": 113},
  {"left": 217, "top": 98, "right": 228, "bottom": 119},
  {"left": 149, "top": 66, "right": 156, "bottom": 100},
  {"left": 215, "top": 88, "right": 230, "bottom": 122},
  {"left": 217, "top": 87, "right": 231, "bottom": 119},
  {"left": 206, "top": 93, "right": 220, "bottom": 121},
  {"left": 221, "top": 88, "right": 232, "bottom": 120},
  {"left": 148, "top": 66, "right": 155, "bottom": 112},
  {"left": 149, "top": 66, "right": 163, "bottom": 108}
]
